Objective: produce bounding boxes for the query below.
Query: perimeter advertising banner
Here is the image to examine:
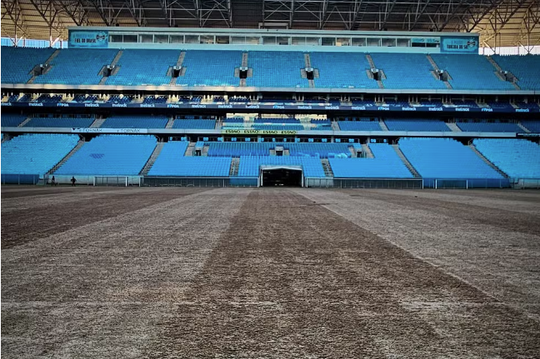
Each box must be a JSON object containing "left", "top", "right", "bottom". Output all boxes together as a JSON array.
[
  {"left": 222, "top": 129, "right": 298, "bottom": 135},
  {"left": 440, "top": 36, "right": 479, "bottom": 53},
  {"left": 69, "top": 30, "right": 109, "bottom": 48}
]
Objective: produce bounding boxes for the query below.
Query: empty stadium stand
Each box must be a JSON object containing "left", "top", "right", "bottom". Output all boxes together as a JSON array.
[
  {"left": 337, "top": 120, "right": 383, "bottom": 131},
  {"left": 172, "top": 119, "right": 217, "bottom": 129},
  {"left": 310, "top": 52, "right": 377, "bottom": 89},
  {"left": 492, "top": 55, "right": 540, "bottom": 90},
  {"left": 369, "top": 53, "right": 447, "bottom": 90},
  {"left": 149, "top": 142, "right": 231, "bottom": 176},
  {"left": 473, "top": 139, "right": 540, "bottom": 178},
  {"left": 178, "top": 50, "right": 241, "bottom": 87},
  {"left": 33, "top": 49, "right": 118, "bottom": 85},
  {"left": 2, "top": 134, "right": 79, "bottom": 175},
  {"left": 523, "top": 121, "right": 540, "bottom": 132},
  {"left": 1, "top": 114, "right": 27, "bottom": 127},
  {"left": 399, "top": 138, "right": 505, "bottom": 180},
  {"left": 329, "top": 143, "right": 413, "bottom": 178},
  {"left": 23, "top": 116, "right": 95, "bottom": 128},
  {"left": 106, "top": 49, "right": 179, "bottom": 86},
  {"left": 246, "top": 51, "right": 307, "bottom": 88},
  {"left": 55, "top": 135, "right": 156, "bottom": 175},
  {"left": 431, "top": 54, "right": 515, "bottom": 90},
  {"left": 1, "top": 47, "right": 55, "bottom": 83}
]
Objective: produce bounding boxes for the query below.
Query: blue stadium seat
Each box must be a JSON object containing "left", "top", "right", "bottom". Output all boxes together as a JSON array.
[
  {"left": 149, "top": 142, "right": 231, "bottom": 176},
  {"left": 33, "top": 49, "right": 118, "bottom": 85},
  {"left": 474, "top": 139, "right": 540, "bottom": 178},
  {"left": 1, "top": 47, "right": 55, "bottom": 83},
  {"left": 310, "top": 52, "right": 378, "bottom": 89},
  {"left": 178, "top": 50, "right": 241, "bottom": 87},
  {"left": 1, "top": 114, "right": 27, "bottom": 127},
  {"left": 492, "top": 54, "right": 540, "bottom": 90},
  {"left": 172, "top": 119, "right": 216, "bottom": 129},
  {"left": 384, "top": 119, "right": 451, "bottom": 132},
  {"left": 246, "top": 51, "right": 307, "bottom": 88},
  {"left": 329, "top": 143, "right": 412, "bottom": 178},
  {"left": 399, "top": 138, "right": 504, "bottom": 179},
  {"left": 456, "top": 121, "right": 522, "bottom": 132},
  {"left": 2, "top": 134, "right": 79, "bottom": 175},
  {"left": 24, "top": 116, "right": 94, "bottom": 128},
  {"left": 101, "top": 115, "right": 168, "bottom": 129},
  {"left": 55, "top": 135, "right": 156, "bottom": 175}
]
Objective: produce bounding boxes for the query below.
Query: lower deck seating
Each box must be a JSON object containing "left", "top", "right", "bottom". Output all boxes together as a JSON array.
[
  {"left": 399, "top": 138, "right": 504, "bottom": 179},
  {"left": 1, "top": 114, "right": 27, "bottom": 127},
  {"left": 2, "top": 134, "right": 79, "bottom": 175},
  {"left": 101, "top": 115, "right": 168, "bottom": 129},
  {"left": 238, "top": 156, "right": 325, "bottom": 177},
  {"left": 149, "top": 142, "right": 230, "bottom": 176},
  {"left": 383, "top": 119, "right": 450, "bottom": 132},
  {"left": 473, "top": 139, "right": 540, "bottom": 178},
  {"left": 329, "top": 143, "right": 412, "bottom": 178},
  {"left": 456, "top": 121, "right": 522, "bottom": 132},
  {"left": 55, "top": 135, "right": 156, "bottom": 175},
  {"left": 24, "top": 116, "right": 94, "bottom": 128}
]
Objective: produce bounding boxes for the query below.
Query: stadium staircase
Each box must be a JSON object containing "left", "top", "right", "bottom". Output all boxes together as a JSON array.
[
  {"left": 215, "top": 120, "right": 222, "bottom": 130},
  {"left": 139, "top": 142, "right": 165, "bottom": 175},
  {"left": 392, "top": 144, "right": 421, "bottom": 178},
  {"left": 348, "top": 146, "right": 356, "bottom": 157},
  {"left": 321, "top": 159, "right": 334, "bottom": 177},
  {"left": 239, "top": 52, "right": 249, "bottom": 86},
  {"left": 365, "top": 54, "right": 384, "bottom": 88},
  {"left": 331, "top": 121, "right": 340, "bottom": 131},
  {"left": 379, "top": 120, "right": 389, "bottom": 131},
  {"left": 46, "top": 139, "right": 85, "bottom": 175},
  {"left": 99, "top": 50, "right": 123, "bottom": 85},
  {"left": 27, "top": 49, "right": 60, "bottom": 84},
  {"left": 304, "top": 54, "right": 316, "bottom": 88},
  {"left": 517, "top": 123, "right": 530, "bottom": 133},
  {"left": 361, "top": 143, "right": 375, "bottom": 158},
  {"left": 165, "top": 117, "right": 175, "bottom": 129},
  {"left": 184, "top": 142, "right": 195, "bottom": 156},
  {"left": 89, "top": 117, "right": 105, "bottom": 128},
  {"left": 468, "top": 144, "right": 509, "bottom": 178},
  {"left": 446, "top": 122, "right": 462, "bottom": 132},
  {"left": 487, "top": 56, "right": 521, "bottom": 90},
  {"left": 426, "top": 54, "right": 453, "bottom": 89},
  {"left": 229, "top": 157, "right": 240, "bottom": 176},
  {"left": 169, "top": 51, "right": 186, "bottom": 85},
  {"left": 17, "top": 117, "right": 32, "bottom": 127},
  {"left": 202, "top": 145, "right": 210, "bottom": 156}
]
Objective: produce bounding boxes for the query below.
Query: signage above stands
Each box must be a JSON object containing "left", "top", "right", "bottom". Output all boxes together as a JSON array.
[
  {"left": 2, "top": 101, "right": 537, "bottom": 114},
  {"left": 222, "top": 129, "right": 298, "bottom": 135},
  {"left": 440, "top": 36, "right": 479, "bottom": 54},
  {"left": 69, "top": 30, "right": 109, "bottom": 48}
]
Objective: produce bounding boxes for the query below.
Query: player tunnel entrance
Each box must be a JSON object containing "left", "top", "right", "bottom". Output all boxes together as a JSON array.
[{"left": 260, "top": 166, "right": 303, "bottom": 187}]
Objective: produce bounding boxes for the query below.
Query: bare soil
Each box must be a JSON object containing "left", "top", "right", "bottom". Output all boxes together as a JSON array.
[{"left": 2, "top": 187, "right": 540, "bottom": 358}]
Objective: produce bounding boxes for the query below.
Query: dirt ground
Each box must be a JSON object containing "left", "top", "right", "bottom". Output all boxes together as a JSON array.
[{"left": 2, "top": 186, "right": 540, "bottom": 358}]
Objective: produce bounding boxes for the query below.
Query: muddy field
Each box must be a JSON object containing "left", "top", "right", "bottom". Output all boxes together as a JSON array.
[{"left": 2, "top": 186, "right": 540, "bottom": 358}]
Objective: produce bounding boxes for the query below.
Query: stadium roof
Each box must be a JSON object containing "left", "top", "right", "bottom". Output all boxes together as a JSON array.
[{"left": 1, "top": 0, "right": 539, "bottom": 50}]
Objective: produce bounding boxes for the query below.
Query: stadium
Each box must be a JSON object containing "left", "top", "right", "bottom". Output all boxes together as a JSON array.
[{"left": 2, "top": 0, "right": 540, "bottom": 357}]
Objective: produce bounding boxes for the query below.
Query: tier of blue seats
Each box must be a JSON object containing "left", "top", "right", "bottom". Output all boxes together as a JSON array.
[
  {"left": 473, "top": 139, "right": 540, "bottom": 178},
  {"left": 238, "top": 156, "right": 325, "bottom": 177},
  {"left": 329, "top": 143, "right": 413, "bottom": 178},
  {"left": 431, "top": 54, "right": 515, "bottom": 90},
  {"left": 206, "top": 142, "right": 350, "bottom": 158},
  {"left": 172, "top": 119, "right": 216, "bottom": 129},
  {"left": 399, "top": 138, "right": 504, "bottom": 179},
  {"left": 149, "top": 142, "right": 231, "bottom": 177},
  {"left": 178, "top": 50, "right": 241, "bottom": 87},
  {"left": 456, "top": 121, "right": 522, "bottom": 132},
  {"left": 255, "top": 118, "right": 299, "bottom": 123},
  {"left": 492, "top": 55, "right": 540, "bottom": 90},
  {"left": 523, "top": 121, "right": 540, "bottom": 132},
  {"left": 2, "top": 114, "right": 27, "bottom": 127},
  {"left": 106, "top": 49, "right": 179, "bottom": 86},
  {"left": 1, "top": 47, "right": 55, "bottom": 83},
  {"left": 101, "top": 115, "right": 168, "bottom": 129},
  {"left": 143, "top": 96, "right": 167, "bottom": 104},
  {"left": 370, "top": 53, "right": 446, "bottom": 90},
  {"left": 24, "top": 116, "right": 94, "bottom": 128},
  {"left": 33, "top": 49, "right": 118, "bottom": 85},
  {"left": 310, "top": 119, "right": 332, "bottom": 131},
  {"left": 2, "top": 134, "right": 79, "bottom": 175},
  {"left": 338, "top": 121, "right": 382, "bottom": 131},
  {"left": 384, "top": 119, "right": 451, "bottom": 132},
  {"left": 246, "top": 51, "right": 307, "bottom": 88},
  {"left": 310, "top": 52, "right": 378, "bottom": 89},
  {"left": 55, "top": 135, "right": 156, "bottom": 175}
]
